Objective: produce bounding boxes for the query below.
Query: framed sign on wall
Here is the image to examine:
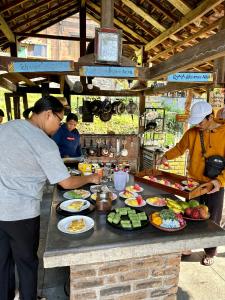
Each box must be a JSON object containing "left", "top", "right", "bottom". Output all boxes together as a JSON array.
[{"left": 94, "top": 27, "right": 122, "bottom": 65}]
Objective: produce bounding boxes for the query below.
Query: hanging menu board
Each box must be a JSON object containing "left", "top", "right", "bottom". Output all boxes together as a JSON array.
[{"left": 95, "top": 28, "right": 122, "bottom": 65}]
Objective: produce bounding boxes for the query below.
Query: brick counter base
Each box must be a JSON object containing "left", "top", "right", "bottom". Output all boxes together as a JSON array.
[{"left": 70, "top": 252, "right": 181, "bottom": 300}]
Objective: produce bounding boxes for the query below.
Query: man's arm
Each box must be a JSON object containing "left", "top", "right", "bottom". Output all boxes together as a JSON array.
[{"left": 58, "top": 173, "right": 100, "bottom": 189}]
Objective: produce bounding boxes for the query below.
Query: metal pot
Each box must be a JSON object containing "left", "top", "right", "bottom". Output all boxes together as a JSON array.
[
  {"left": 116, "top": 101, "right": 126, "bottom": 115},
  {"left": 99, "top": 111, "right": 112, "bottom": 122},
  {"left": 101, "top": 98, "right": 112, "bottom": 113},
  {"left": 91, "top": 99, "right": 102, "bottom": 115},
  {"left": 101, "top": 139, "right": 109, "bottom": 156},
  {"left": 126, "top": 100, "right": 137, "bottom": 114},
  {"left": 88, "top": 139, "right": 96, "bottom": 156}
]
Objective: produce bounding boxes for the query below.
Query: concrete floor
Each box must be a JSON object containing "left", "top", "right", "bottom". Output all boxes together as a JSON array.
[{"left": 15, "top": 189, "right": 225, "bottom": 300}]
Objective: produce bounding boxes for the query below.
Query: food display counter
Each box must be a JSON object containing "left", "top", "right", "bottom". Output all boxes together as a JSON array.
[{"left": 43, "top": 176, "right": 225, "bottom": 300}]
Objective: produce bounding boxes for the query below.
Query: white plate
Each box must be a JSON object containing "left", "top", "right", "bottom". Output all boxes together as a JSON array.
[
  {"left": 63, "top": 190, "right": 91, "bottom": 200},
  {"left": 126, "top": 185, "right": 144, "bottom": 193},
  {"left": 146, "top": 197, "right": 167, "bottom": 207},
  {"left": 91, "top": 193, "right": 117, "bottom": 201},
  {"left": 59, "top": 199, "right": 90, "bottom": 212},
  {"left": 125, "top": 198, "right": 146, "bottom": 208},
  {"left": 119, "top": 191, "right": 138, "bottom": 199},
  {"left": 90, "top": 185, "right": 102, "bottom": 193},
  {"left": 181, "top": 180, "right": 199, "bottom": 186},
  {"left": 57, "top": 215, "right": 94, "bottom": 234}
]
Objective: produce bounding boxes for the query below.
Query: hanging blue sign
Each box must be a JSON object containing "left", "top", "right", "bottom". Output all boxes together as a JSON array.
[
  {"left": 9, "top": 61, "right": 74, "bottom": 73},
  {"left": 80, "top": 66, "right": 137, "bottom": 78},
  {"left": 167, "top": 72, "right": 213, "bottom": 82}
]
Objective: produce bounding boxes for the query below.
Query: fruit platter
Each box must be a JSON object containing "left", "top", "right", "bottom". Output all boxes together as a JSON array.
[
  {"left": 126, "top": 184, "right": 144, "bottom": 193},
  {"left": 125, "top": 195, "right": 146, "bottom": 208},
  {"left": 183, "top": 200, "right": 210, "bottom": 221},
  {"left": 134, "top": 169, "right": 209, "bottom": 199},
  {"left": 146, "top": 196, "right": 167, "bottom": 207},
  {"left": 166, "top": 198, "right": 210, "bottom": 221},
  {"left": 150, "top": 209, "right": 186, "bottom": 232},
  {"left": 119, "top": 190, "right": 138, "bottom": 199},
  {"left": 106, "top": 207, "right": 148, "bottom": 230}
]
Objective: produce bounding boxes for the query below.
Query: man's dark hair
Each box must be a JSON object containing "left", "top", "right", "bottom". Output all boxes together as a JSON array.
[
  {"left": 23, "top": 95, "right": 64, "bottom": 119},
  {"left": 66, "top": 113, "right": 78, "bottom": 123},
  {"left": 0, "top": 109, "right": 4, "bottom": 117}
]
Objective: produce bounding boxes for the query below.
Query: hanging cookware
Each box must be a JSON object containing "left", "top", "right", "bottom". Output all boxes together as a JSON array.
[
  {"left": 101, "top": 139, "right": 109, "bottom": 156},
  {"left": 145, "top": 121, "right": 157, "bottom": 131},
  {"left": 81, "top": 138, "right": 88, "bottom": 157},
  {"left": 126, "top": 99, "right": 137, "bottom": 114},
  {"left": 116, "top": 101, "right": 126, "bottom": 115},
  {"left": 111, "top": 100, "right": 120, "bottom": 115},
  {"left": 101, "top": 98, "right": 112, "bottom": 113},
  {"left": 91, "top": 99, "right": 102, "bottom": 116},
  {"left": 99, "top": 111, "right": 112, "bottom": 122},
  {"left": 121, "top": 139, "right": 128, "bottom": 157},
  {"left": 88, "top": 139, "right": 96, "bottom": 156}
]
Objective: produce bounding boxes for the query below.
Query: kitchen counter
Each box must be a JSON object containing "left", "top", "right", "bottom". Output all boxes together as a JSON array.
[{"left": 43, "top": 177, "right": 225, "bottom": 299}]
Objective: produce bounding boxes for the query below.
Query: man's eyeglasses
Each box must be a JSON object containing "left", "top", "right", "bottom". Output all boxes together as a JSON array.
[{"left": 53, "top": 112, "right": 63, "bottom": 122}]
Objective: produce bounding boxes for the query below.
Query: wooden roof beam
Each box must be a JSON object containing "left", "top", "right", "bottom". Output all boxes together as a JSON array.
[
  {"left": 150, "top": 18, "right": 222, "bottom": 62},
  {"left": 136, "top": 0, "right": 224, "bottom": 55},
  {"left": 144, "top": 82, "right": 211, "bottom": 96},
  {"left": 166, "top": 0, "right": 191, "bottom": 15},
  {"left": 121, "top": 0, "right": 179, "bottom": 42},
  {"left": 0, "top": 14, "right": 15, "bottom": 42},
  {"left": 5, "top": 0, "right": 55, "bottom": 23},
  {"left": 145, "top": 0, "right": 178, "bottom": 23},
  {"left": 0, "top": 0, "right": 29, "bottom": 13},
  {"left": 87, "top": 2, "right": 148, "bottom": 44},
  {"left": 148, "top": 28, "right": 225, "bottom": 80},
  {"left": 10, "top": 0, "right": 74, "bottom": 32}
]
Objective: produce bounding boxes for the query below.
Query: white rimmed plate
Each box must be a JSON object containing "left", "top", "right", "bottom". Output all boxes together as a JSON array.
[
  {"left": 59, "top": 199, "right": 90, "bottom": 212},
  {"left": 125, "top": 198, "right": 146, "bottom": 208},
  {"left": 57, "top": 215, "right": 94, "bottom": 234},
  {"left": 146, "top": 197, "right": 167, "bottom": 207},
  {"left": 91, "top": 193, "right": 117, "bottom": 201},
  {"left": 126, "top": 185, "right": 144, "bottom": 193},
  {"left": 119, "top": 191, "right": 138, "bottom": 199},
  {"left": 90, "top": 185, "right": 102, "bottom": 193},
  {"left": 63, "top": 190, "right": 91, "bottom": 200}
]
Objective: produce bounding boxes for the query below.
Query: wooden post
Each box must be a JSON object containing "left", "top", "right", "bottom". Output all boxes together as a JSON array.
[
  {"left": 101, "top": 0, "right": 114, "bottom": 28},
  {"left": 41, "top": 82, "right": 49, "bottom": 97},
  {"left": 183, "top": 89, "right": 193, "bottom": 132},
  {"left": 5, "top": 93, "right": 12, "bottom": 120},
  {"left": 80, "top": 0, "right": 87, "bottom": 87},
  {"left": 9, "top": 40, "right": 18, "bottom": 57}
]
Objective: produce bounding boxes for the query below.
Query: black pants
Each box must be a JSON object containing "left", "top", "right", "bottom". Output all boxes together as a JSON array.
[
  {"left": 199, "top": 188, "right": 224, "bottom": 257},
  {"left": 0, "top": 216, "right": 40, "bottom": 300}
]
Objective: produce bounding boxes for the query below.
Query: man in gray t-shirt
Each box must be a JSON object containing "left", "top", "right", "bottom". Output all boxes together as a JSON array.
[
  {"left": 0, "top": 119, "right": 70, "bottom": 221},
  {"left": 0, "top": 96, "right": 100, "bottom": 300}
]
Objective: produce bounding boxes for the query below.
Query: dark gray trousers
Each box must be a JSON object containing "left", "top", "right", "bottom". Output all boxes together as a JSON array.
[{"left": 0, "top": 216, "right": 40, "bottom": 300}]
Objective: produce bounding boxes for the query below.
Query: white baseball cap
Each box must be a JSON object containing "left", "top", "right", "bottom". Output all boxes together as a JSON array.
[{"left": 188, "top": 101, "right": 212, "bottom": 125}]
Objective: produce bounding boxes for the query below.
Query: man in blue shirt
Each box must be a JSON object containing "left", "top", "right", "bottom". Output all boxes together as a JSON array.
[{"left": 52, "top": 113, "right": 82, "bottom": 158}]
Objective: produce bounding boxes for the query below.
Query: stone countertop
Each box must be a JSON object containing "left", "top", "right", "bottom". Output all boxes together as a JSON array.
[{"left": 43, "top": 178, "right": 225, "bottom": 268}]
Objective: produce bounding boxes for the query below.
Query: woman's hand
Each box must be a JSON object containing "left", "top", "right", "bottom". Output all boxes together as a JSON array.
[
  {"left": 89, "top": 173, "right": 101, "bottom": 184},
  {"left": 156, "top": 156, "right": 170, "bottom": 168},
  {"left": 207, "top": 179, "right": 221, "bottom": 194}
]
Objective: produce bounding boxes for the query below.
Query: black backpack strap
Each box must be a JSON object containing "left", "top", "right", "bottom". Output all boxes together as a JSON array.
[{"left": 199, "top": 131, "right": 206, "bottom": 158}]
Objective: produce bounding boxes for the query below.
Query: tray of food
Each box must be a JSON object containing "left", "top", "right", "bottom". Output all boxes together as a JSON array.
[
  {"left": 150, "top": 209, "right": 186, "bottom": 232},
  {"left": 134, "top": 169, "right": 212, "bottom": 199},
  {"left": 106, "top": 207, "right": 148, "bottom": 230}
]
